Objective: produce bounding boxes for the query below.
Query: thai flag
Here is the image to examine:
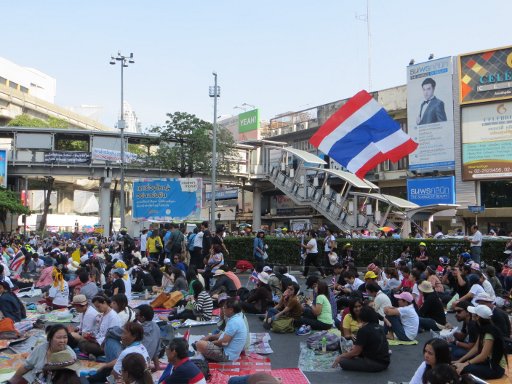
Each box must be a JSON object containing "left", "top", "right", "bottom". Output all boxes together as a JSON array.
[
  {"left": 310, "top": 90, "right": 418, "bottom": 179},
  {"left": 249, "top": 270, "right": 259, "bottom": 283}
]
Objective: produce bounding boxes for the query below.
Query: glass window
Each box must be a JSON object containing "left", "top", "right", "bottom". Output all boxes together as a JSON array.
[
  {"left": 20, "top": 86, "right": 28, "bottom": 93},
  {"left": 0, "top": 77, "right": 6, "bottom": 85},
  {"left": 481, "top": 180, "right": 512, "bottom": 208},
  {"left": 9, "top": 81, "right": 18, "bottom": 90}
]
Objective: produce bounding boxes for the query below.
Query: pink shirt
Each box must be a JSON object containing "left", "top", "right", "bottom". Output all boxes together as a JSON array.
[{"left": 35, "top": 266, "right": 54, "bottom": 288}]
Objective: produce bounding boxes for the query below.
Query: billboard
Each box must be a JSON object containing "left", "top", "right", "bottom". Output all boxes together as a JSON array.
[
  {"left": 407, "top": 57, "right": 455, "bottom": 171},
  {"left": 459, "top": 46, "right": 512, "bottom": 105},
  {"left": 238, "top": 109, "right": 259, "bottom": 140},
  {"left": 44, "top": 151, "right": 91, "bottom": 164},
  {"left": 0, "top": 150, "right": 6, "bottom": 188},
  {"left": 206, "top": 188, "right": 238, "bottom": 201},
  {"left": 461, "top": 101, "right": 512, "bottom": 180},
  {"left": 407, "top": 176, "right": 455, "bottom": 206},
  {"left": 132, "top": 178, "right": 202, "bottom": 221}
]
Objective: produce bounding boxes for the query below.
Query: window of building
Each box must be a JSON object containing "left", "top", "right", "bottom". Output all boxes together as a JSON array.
[
  {"left": 481, "top": 180, "right": 512, "bottom": 208},
  {"left": 0, "top": 77, "right": 6, "bottom": 86},
  {"left": 9, "top": 81, "right": 18, "bottom": 90},
  {"left": 20, "top": 86, "right": 28, "bottom": 93}
]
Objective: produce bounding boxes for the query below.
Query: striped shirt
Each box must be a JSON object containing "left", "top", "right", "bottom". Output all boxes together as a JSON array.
[{"left": 193, "top": 291, "right": 213, "bottom": 321}]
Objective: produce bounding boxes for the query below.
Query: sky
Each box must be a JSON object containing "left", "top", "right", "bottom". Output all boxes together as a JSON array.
[{"left": 2, "top": 0, "right": 512, "bottom": 130}]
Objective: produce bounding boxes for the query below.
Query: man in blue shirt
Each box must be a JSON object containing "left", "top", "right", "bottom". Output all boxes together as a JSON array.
[{"left": 196, "top": 298, "right": 248, "bottom": 362}]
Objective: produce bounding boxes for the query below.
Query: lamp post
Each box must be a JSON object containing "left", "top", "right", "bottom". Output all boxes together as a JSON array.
[
  {"left": 110, "top": 51, "right": 134, "bottom": 229},
  {"left": 209, "top": 72, "right": 220, "bottom": 230}
]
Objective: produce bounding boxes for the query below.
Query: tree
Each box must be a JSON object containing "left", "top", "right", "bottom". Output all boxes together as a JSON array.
[
  {"left": 37, "top": 176, "right": 54, "bottom": 233},
  {"left": 0, "top": 188, "right": 30, "bottom": 233},
  {"left": 145, "top": 112, "right": 236, "bottom": 177},
  {"left": 7, "top": 114, "right": 49, "bottom": 128}
]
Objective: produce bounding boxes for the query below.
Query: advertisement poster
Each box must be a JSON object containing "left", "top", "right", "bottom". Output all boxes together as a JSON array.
[
  {"left": 461, "top": 101, "right": 512, "bottom": 180},
  {"left": 407, "top": 57, "right": 455, "bottom": 171},
  {"left": 44, "top": 151, "right": 91, "bottom": 164},
  {"left": 459, "top": 46, "right": 512, "bottom": 105},
  {"left": 407, "top": 176, "right": 455, "bottom": 206},
  {"left": 92, "top": 148, "right": 138, "bottom": 163},
  {"left": 0, "top": 150, "right": 6, "bottom": 188},
  {"left": 132, "top": 178, "right": 202, "bottom": 221},
  {"left": 238, "top": 109, "right": 259, "bottom": 141}
]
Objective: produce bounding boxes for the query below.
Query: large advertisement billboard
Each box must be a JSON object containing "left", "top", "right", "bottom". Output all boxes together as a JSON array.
[
  {"left": 0, "top": 150, "right": 7, "bottom": 188},
  {"left": 459, "top": 46, "right": 512, "bottom": 105},
  {"left": 407, "top": 176, "right": 455, "bottom": 206},
  {"left": 461, "top": 101, "right": 512, "bottom": 180},
  {"left": 407, "top": 57, "right": 455, "bottom": 171},
  {"left": 238, "top": 109, "right": 259, "bottom": 141},
  {"left": 132, "top": 178, "right": 202, "bottom": 221}
]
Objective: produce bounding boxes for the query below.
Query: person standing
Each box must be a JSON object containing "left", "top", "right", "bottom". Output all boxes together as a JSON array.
[
  {"left": 301, "top": 231, "right": 326, "bottom": 279},
  {"left": 324, "top": 229, "right": 336, "bottom": 274},
  {"left": 201, "top": 221, "right": 212, "bottom": 264},
  {"left": 466, "top": 225, "right": 482, "bottom": 265},
  {"left": 139, "top": 229, "right": 148, "bottom": 258},
  {"left": 191, "top": 227, "right": 204, "bottom": 269},
  {"left": 253, "top": 230, "right": 266, "bottom": 270},
  {"left": 146, "top": 231, "right": 163, "bottom": 263}
]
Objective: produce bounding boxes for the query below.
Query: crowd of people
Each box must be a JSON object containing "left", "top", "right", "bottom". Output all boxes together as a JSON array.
[{"left": 0, "top": 222, "right": 509, "bottom": 383}]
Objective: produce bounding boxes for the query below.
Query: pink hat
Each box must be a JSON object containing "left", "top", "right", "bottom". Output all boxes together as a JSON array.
[
  {"left": 394, "top": 291, "right": 414, "bottom": 303},
  {"left": 367, "top": 263, "right": 377, "bottom": 272}
]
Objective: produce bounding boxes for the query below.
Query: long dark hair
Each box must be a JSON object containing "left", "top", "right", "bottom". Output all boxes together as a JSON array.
[
  {"left": 477, "top": 317, "right": 505, "bottom": 365},
  {"left": 121, "top": 352, "right": 153, "bottom": 384},
  {"left": 316, "top": 281, "right": 329, "bottom": 297},
  {"left": 421, "top": 338, "right": 451, "bottom": 383},
  {"left": 348, "top": 298, "right": 363, "bottom": 320}
]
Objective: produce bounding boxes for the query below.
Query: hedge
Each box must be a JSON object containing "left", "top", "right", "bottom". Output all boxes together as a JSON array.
[{"left": 222, "top": 237, "right": 509, "bottom": 268}]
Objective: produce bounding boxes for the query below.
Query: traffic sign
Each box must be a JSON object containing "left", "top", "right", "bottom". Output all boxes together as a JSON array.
[{"left": 468, "top": 205, "right": 485, "bottom": 214}]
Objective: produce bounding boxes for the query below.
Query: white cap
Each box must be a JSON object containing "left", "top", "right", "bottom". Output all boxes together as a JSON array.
[{"left": 467, "top": 305, "right": 493, "bottom": 319}]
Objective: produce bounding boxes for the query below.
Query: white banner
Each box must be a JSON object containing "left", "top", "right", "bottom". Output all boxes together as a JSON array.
[
  {"left": 407, "top": 57, "right": 455, "bottom": 171},
  {"left": 92, "top": 148, "right": 138, "bottom": 163}
]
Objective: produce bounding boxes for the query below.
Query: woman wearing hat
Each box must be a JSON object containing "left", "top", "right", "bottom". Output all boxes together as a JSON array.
[
  {"left": 415, "top": 242, "right": 429, "bottom": 264},
  {"left": 240, "top": 272, "right": 272, "bottom": 314},
  {"left": 453, "top": 305, "right": 506, "bottom": 380},
  {"left": 9, "top": 324, "right": 80, "bottom": 384},
  {"left": 417, "top": 281, "right": 447, "bottom": 332},
  {"left": 210, "top": 269, "right": 237, "bottom": 297}
]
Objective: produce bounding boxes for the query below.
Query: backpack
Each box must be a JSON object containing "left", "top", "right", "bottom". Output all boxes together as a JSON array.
[
  {"left": 271, "top": 317, "right": 295, "bottom": 333},
  {"left": 191, "top": 359, "right": 211, "bottom": 381},
  {"left": 188, "top": 234, "right": 196, "bottom": 251},
  {"left": 306, "top": 330, "right": 340, "bottom": 351}
]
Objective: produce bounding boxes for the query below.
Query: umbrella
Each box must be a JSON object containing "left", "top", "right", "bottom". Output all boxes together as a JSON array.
[{"left": 378, "top": 226, "right": 395, "bottom": 233}]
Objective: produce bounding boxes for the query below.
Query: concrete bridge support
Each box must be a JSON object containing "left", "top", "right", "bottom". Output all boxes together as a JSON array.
[{"left": 99, "top": 177, "right": 111, "bottom": 236}]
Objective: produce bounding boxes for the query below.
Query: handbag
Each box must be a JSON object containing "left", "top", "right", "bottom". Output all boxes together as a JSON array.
[
  {"left": 271, "top": 317, "right": 295, "bottom": 333},
  {"left": 262, "top": 251, "right": 269, "bottom": 260}
]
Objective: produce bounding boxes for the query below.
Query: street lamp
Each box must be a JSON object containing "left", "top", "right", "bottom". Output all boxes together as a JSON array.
[
  {"left": 241, "top": 103, "right": 256, "bottom": 110},
  {"left": 209, "top": 72, "right": 220, "bottom": 230},
  {"left": 110, "top": 51, "right": 134, "bottom": 229}
]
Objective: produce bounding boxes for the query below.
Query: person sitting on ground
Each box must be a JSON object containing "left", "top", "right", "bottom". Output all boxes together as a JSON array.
[
  {"left": 227, "top": 372, "right": 280, "bottom": 384},
  {"left": 357, "top": 270, "right": 379, "bottom": 293},
  {"left": 443, "top": 265, "right": 470, "bottom": 312},
  {"left": 169, "top": 267, "right": 189, "bottom": 293},
  {"left": 203, "top": 244, "right": 225, "bottom": 290},
  {"left": 166, "top": 280, "right": 213, "bottom": 322},
  {"left": 160, "top": 338, "right": 206, "bottom": 384},
  {"left": 220, "top": 265, "right": 242, "bottom": 290},
  {"left": 78, "top": 271, "right": 99, "bottom": 303},
  {"left": 111, "top": 293, "right": 135, "bottom": 325},
  {"left": 474, "top": 292, "right": 511, "bottom": 340},
  {"left": 35, "top": 259, "right": 55, "bottom": 291},
  {"left": 382, "top": 268, "right": 401, "bottom": 293},
  {"left": 77, "top": 295, "right": 121, "bottom": 357},
  {"left": 366, "top": 282, "right": 391, "bottom": 318},
  {"left": 453, "top": 305, "right": 506, "bottom": 380},
  {"left": 240, "top": 272, "right": 272, "bottom": 314},
  {"left": 409, "top": 338, "right": 451, "bottom": 384},
  {"left": 298, "top": 280, "right": 333, "bottom": 331},
  {"left": 417, "top": 281, "right": 447, "bottom": 332},
  {"left": 454, "top": 272, "right": 493, "bottom": 307},
  {"left": 211, "top": 269, "right": 237, "bottom": 297},
  {"left": 9, "top": 324, "right": 77, "bottom": 384},
  {"left": 424, "top": 363, "right": 475, "bottom": 384},
  {"left": 0, "top": 281, "right": 24, "bottom": 322},
  {"left": 196, "top": 298, "right": 248, "bottom": 362},
  {"left": 450, "top": 301, "right": 478, "bottom": 360},
  {"left": 383, "top": 291, "right": 419, "bottom": 341},
  {"left": 45, "top": 267, "right": 69, "bottom": 309},
  {"left": 342, "top": 298, "right": 365, "bottom": 338},
  {"left": 263, "top": 282, "right": 302, "bottom": 331},
  {"left": 415, "top": 242, "right": 429, "bottom": 264},
  {"left": 0, "top": 265, "right": 14, "bottom": 290},
  {"left": 264, "top": 266, "right": 283, "bottom": 299},
  {"left": 68, "top": 294, "right": 98, "bottom": 349},
  {"left": 120, "top": 352, "right": 154, "bottom": 384},
  {"left": 112, "top": 268, "right": 126, "bottom": 295},
  {"left": 332, "top": 306, "right": 390, "bottom": 372},
  {"left": 186, "top": 266, "right": 206, "bottom": 295},
  {"left": 134, "top": 304, "right": 162, "bottom": 371},
  {"left": 172, "top": 254, "right": 187, "bottom": 274}
]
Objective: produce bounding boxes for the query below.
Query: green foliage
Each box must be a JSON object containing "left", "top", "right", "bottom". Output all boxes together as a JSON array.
[
  {"left": 7, "top": 114, "right": 70, "bottom": 129},
  {"left": 143, "top": 112, "right": 236, "bottom": 177},
  {"left": 0, "top": 188, "right": 30, "bottom": 215},
  {"left": 55, "top": 139, "right": 88, "bottom": 151},
  {"left": 223, "top": 237, "right": 508, "bottom": 267}
]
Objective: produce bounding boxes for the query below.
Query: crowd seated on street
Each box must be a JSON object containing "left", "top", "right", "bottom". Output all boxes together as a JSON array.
[{"left": 0, "top": 223, "right": 510, "bottom": 383}]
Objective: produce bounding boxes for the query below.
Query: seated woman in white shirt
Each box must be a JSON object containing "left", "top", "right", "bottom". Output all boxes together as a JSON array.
[
  {"left": 111, "top": 293, "right": 135, "bottom": 325},
  {"left": 409, "top": 338, "right": 451, "bottom": 384},
  {"left": 45, "top": 267, "right": 69, "bottom": 309}
]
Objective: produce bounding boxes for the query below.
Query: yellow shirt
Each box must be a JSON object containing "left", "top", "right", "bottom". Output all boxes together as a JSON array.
[
  {"left": 342, "top": 313, "right": 361, "bottom": 335},
  {"left": 146, "top": 236, "right": 162, "bottom": 253}
]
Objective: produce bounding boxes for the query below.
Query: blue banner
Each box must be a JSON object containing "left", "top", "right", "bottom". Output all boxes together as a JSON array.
[
  {"left": 407, "top": 176, "right": 455, "bottom": 206},
  {"left": 132, "top": 178, "right": 202, "bottom": 221},
  {"left": 206, "top": 188, "right": 238, "bottom": 201}
]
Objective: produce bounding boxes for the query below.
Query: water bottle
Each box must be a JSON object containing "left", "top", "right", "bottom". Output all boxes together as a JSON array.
[
  {"left": 144, "top": 289, "right": 149, "bottom": 300},
  {"left": 30, "top": 285, "right": 35, "bottom": 297},
  {"left": 321, "top": 336, "right": 327, "bottom": 353}
]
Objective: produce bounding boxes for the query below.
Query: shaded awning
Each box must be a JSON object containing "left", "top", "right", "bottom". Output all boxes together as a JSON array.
[
  {"left": 351, "top": 192, "right": 420, "bottom": 209},
  {"left": 306, "top": 167, "right": 379, "bottom": 190}
]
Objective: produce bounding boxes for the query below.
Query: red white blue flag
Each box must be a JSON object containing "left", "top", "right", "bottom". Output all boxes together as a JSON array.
[{"left": 309, "top": 90, "right": 418, "bottom": 179}]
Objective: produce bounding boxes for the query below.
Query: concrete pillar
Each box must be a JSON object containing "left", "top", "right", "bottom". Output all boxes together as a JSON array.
[
  {"left": 99, "top": 178, "right": 111, "bottom": 236},
  {"left": 252, "top": 184, "right": 262, "bottom": 230}
]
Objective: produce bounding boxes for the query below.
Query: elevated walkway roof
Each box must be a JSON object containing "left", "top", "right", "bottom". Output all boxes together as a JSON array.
[{"left": 306, "top": 167, "right": 379, "bottom": 190}]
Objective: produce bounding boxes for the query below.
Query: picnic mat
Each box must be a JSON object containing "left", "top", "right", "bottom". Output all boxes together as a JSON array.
[
  {"left": 248, "top": 332, "right": 273, "bottom": 354},
  {"left": 388, "top": 339, "right": 419, "bottom": 346},
  {"left": 298, "top": 342, "right": 339, "bottom": 373},
  {"left": 209, "top": 368, "right": 310, "bottom": 384},
  {"left": 208, "top": 353, "right": 272, "bottom": 375}
]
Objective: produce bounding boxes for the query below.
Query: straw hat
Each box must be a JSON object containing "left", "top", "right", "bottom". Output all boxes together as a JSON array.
[
  {"left": 418, "top": 281, "right": 434, "bottom": 293},
  {"left": 43, "top": 349, "right": 81, "bottom": 373}
]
